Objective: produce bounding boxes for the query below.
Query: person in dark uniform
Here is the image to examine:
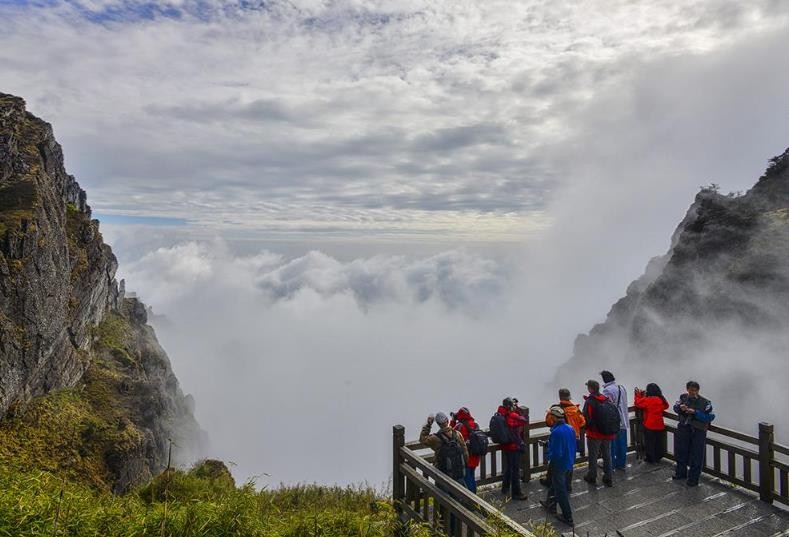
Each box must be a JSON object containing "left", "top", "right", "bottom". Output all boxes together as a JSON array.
[{"left": 672, "top": 380, "right": 715, "bottom": 487}]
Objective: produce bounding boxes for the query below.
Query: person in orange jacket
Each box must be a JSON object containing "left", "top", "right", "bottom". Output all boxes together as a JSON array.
[
  {"left": 542, "top": 389, "right": 586, "bottom": 489},
  {"left": 546, "top": 388, "right": 586, "bottom": 443},
  {"left": 634, "top": 383, "right": 669, "bottom": 463}
]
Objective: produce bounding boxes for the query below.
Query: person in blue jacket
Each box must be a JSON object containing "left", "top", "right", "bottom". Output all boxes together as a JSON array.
[
  {"left": 672, "top": 380, "right": 715, "bottom": 487},
  {"left": 539, "top": 405, "right": 576, "bottom": 526}
]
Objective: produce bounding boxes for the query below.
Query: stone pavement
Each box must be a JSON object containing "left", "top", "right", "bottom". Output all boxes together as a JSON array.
[{"left": 484, "top": 456, "right": 788, "bottom": 537}]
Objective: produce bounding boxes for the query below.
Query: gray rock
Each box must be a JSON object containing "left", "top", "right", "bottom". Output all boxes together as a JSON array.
[{"left": 0, "top": 93, "right": 202, "bottom": 492}]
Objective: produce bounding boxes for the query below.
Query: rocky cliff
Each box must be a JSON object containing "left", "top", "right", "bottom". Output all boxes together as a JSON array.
[
  {"left": 559, "top": 148, "right": 789, "bottom": 429},
  {"left": 0, "top": 93, "right": 201, "bottom": 492}
]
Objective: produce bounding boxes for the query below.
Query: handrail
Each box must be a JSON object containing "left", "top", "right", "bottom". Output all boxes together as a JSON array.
[
  {"left": 399, "top": 464, "right": 494, "bottom": 534},
  {"left": 400, "top": 446, "right": 531, "bottom": 536}
]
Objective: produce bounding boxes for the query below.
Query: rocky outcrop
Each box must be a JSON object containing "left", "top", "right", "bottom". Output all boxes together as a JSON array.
[
  {"left": 0, "top": 93, "right": 124, "bottom": 413},
  {"left": 0, "top": 93, "right": 201, "bottom": 492}
]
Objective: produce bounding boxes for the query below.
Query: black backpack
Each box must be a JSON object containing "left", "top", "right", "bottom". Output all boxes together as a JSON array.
[
  {"left": 435, "top": 432, "right": 466, "bottom": 480},
  {"left": 592, "top": 397, "right": 621, "bottom": 435},
  {"left": 489, "top": 413, "right": 511, "bottom": 445},
  {"left": 462, "top": 421, "right": 489, "bottom": 456}
]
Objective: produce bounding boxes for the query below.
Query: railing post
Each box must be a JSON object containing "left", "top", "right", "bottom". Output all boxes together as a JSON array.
[
  {"left": 393, "top": 425, "right": 406, "bottom": 519},
  {"left": 758, "top": 422, "right": 774, "bottom": 504},
  {"left": 634, "top": 407, "right": 645, "bottom": 460},
  {"left": 519, "top": 406, "right": 531, "bottom": 483}
]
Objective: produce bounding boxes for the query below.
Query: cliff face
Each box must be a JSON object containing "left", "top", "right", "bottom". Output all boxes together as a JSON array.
[
  {"left": 0, "top": 93, "right": 201, "bottom": 492},
  {"left": 0, "top": 93, "right": 122, "bottom": 412},
  {"left": 559, "top": 149, "right": 789, "bottom": 428}
]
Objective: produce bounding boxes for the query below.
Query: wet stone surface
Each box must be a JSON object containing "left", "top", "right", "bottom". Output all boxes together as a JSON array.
[{"left": 481, "top": 455, "right": 788, "bottom": 537}]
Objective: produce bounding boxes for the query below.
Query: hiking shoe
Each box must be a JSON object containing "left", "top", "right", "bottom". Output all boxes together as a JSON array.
[
  {"left": 512, "top": 493, "right": 528, "bottom": 501},
  {"left": 554, "top": 512, "right": 574, "bottom": 526},
  {"left": 686, "top": 480, "right": 699, "bottom": 487},
  {"left": 602, "top": 477, "right": 613, "bottom": 487},
  {"left": 582, "top": 474, "right": 596, "bottom": 485},
  {"left": 539, "top": 500, "right": 557, "bottom": 514}
]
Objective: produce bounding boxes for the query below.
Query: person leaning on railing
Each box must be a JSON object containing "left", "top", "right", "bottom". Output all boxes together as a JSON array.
[
  {"left": 672, "top": 380, "right": 715, "bottom": 487},
  {"left": 634, "top": 383, "right": 669, "bottom": 464}
]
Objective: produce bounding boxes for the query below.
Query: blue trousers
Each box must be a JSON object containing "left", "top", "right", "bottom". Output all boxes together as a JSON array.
[
  {"left": 612, "top": 429, "right": 628, "bottom": 469},
  {"left": 464, "top": 466, "right": 477, "bottom": 493},
  {"left": 674, "top": 424, "right": 706, "bottom": 484},
  {"left": 546, "top": 463, "right": 573, "bottom": 522}
]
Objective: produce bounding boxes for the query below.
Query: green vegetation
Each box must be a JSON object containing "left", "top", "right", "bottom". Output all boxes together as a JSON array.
[
  {"left": 94, "top": 311, "right": 135, "bottom": 366},
  {"left": 0, "top": 313, "right": 148, "bottom": 491},
  {"left": 0, "top": 462, "right": 419, "bottom": 537},
  {"left": 65, "top": 202, "right": 90, "bottom": 281},
  {"left": 0, "top": 181, "right": 35, "bottom": 239},
  {"left": 0, "top": 460, "right": 553, "bottom": 537}
]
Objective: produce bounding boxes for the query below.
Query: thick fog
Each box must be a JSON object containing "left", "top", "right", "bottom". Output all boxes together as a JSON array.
[{"left": 117, "top": 242, "right": 549, "bottom": 485}]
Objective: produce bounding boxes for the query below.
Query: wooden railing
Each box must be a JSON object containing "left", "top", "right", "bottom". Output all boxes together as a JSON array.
[
  {"left": 393, "top": 425, "right": 534, "bottom": 537},
  {"left": 393, "top": 405, "right": 788, "bottom": 534}
]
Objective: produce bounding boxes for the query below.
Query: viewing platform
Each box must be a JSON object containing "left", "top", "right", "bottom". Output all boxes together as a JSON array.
[
  {"left": 392, "top": 407, "right": 789, "bottom": 536},
  {"left": 491, "top": 453, "right": 787, "bottom": 536}
]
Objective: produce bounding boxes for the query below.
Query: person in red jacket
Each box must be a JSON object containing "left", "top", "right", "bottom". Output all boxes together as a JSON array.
[
  {"left": 582, "top": 380, "right": 615, "bottom": 487},
  {"left": 634, "top": 383, "right": 669, "bottom": 463},
  {"left": 494, "top": 397, "right": 528, "bottom": 500},
  {"left": 451, "top": 407, "right": 480, "bottom": 493}
]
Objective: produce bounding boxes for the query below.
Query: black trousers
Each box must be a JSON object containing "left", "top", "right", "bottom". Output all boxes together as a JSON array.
[
  {"left": 501, "top": 451, "right": 523, "bottom": 496},
  {"left": 674, "top": 424, "right": 706, "bottom": 483},
  {"left": 643, "top": 429, "right": 666, "bottom": 463}
]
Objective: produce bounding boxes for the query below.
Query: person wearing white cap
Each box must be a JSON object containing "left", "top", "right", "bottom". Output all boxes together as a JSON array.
[
  {"left": 420, "top": 412, "right": 469, "bottom": 482},
  {"left": 539, "top": 405, "right": 576, "bottom": 526}
]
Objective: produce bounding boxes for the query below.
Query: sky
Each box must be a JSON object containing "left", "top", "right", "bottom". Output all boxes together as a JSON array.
[{"left": 2, "top": 0, "right": 789, "bottom": 485}]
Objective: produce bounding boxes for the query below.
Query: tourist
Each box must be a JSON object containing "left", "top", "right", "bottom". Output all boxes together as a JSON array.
[
  {"left": 420, "top": 412, "right": 468, "bottom": 482},
  {"left": 582, "top": 379, "right": 617, "bottom": 487},
  {"left": 601, "top": 370, "right": 629, "bottom": 470},
  {"left": 450, "top": 407, "right": 483, "bottom": 493},
  {"left": 490, "top": 397, "right": 528, "bottom": 500},
  {"left": 542, "top": 388, "right": 585, "bottom": 490},
  {"left": 634, "top": 383, "right": 669, "bottom": 463},
  {"left": 420, "top": 411, "right": 469, "bottom": 534},
  {"left": 672, "top": 381, "right": 715, "bottom": 487},
  {"left": 539, "top": 405, "right": 576, "bottom": 526}
]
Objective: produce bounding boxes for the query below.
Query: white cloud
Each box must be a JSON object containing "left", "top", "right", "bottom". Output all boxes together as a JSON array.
[
  {"left": 119, "top": 241, "right": 550, "bottom": 485},
  {"left": 2, "top": 0, "right": 787, "bottom": 240}
]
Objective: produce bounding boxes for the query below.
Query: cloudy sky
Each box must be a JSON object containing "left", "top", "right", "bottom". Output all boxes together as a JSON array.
[
  {"left": 2, "top": 0, "right": 787, "bottom": 246},
  {"left": 2, "top": 1, "right": 789, "bottom": 484}
]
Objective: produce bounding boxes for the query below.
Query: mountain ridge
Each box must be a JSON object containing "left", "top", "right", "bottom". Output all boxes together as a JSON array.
[{"left": 0, "top": 92, "right": 201, "bottom": 492}]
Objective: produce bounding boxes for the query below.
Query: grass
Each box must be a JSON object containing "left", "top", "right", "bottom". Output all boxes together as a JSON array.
[
  {"left": 0, "top": 462, "right": 420, "bottom": 537},
  {"left": 0, "top": 460, "right": 549, "bottom": 537}
]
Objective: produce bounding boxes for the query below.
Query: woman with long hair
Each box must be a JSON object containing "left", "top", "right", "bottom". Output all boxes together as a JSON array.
[{"left": 634, "top": 383, "right": 669, "bottom": 463}]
